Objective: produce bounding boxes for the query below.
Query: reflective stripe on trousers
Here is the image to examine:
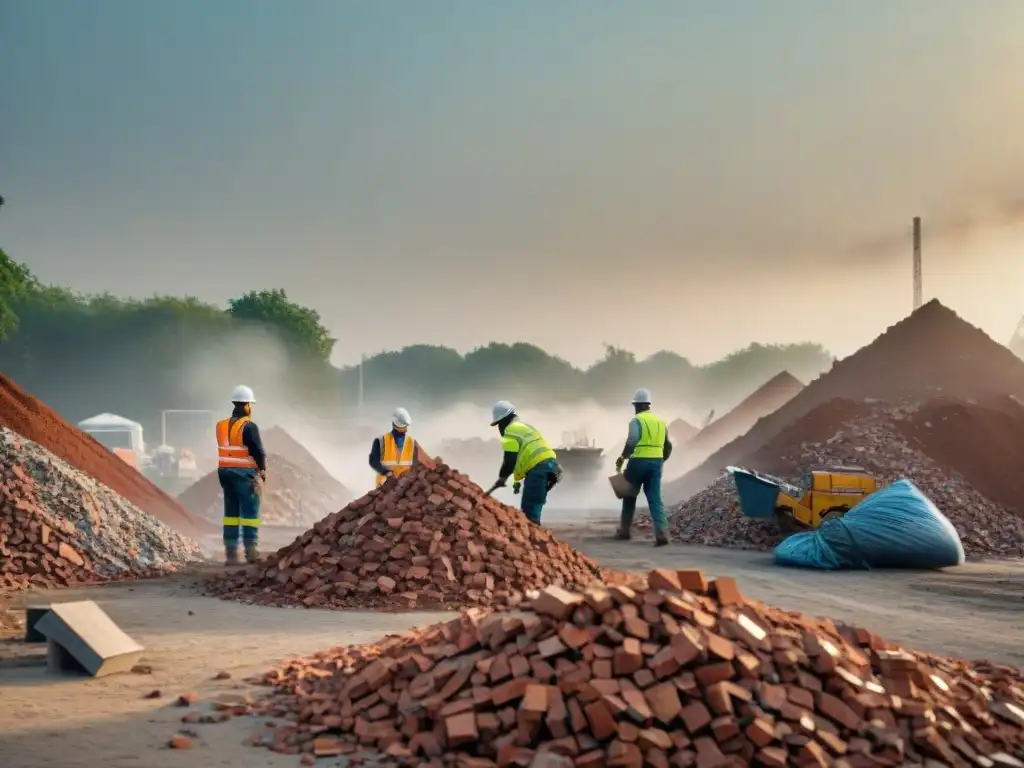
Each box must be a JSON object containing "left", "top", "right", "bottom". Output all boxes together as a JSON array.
[{"left": 219, "top": 468, "right": 261, "bottom": 548}]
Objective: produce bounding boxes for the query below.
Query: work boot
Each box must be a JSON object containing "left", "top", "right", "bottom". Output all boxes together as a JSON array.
[
  {"left": 613, "top": 528, "right": 631, "bottom": 541},
  {"left": 224, "top": 548, "right": 240, "bottom": 566},
  {"left": 654, "top": 533, "right": 669, "bottom": 547},
  {"left": 244, "top": 543, "right": 260, "bottom": 564}
]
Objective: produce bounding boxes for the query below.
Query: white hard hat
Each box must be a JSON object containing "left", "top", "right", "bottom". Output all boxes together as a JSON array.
[
  {"left": 230, "top": 385, "right": 256, "bottom": 403},
  {"left": 490, "top": 400, "right": 516, "bottom": 426},
  {"left": 631, "top": 387, "right": 652, "bottom": 404},
  {"left": 391, "top": 407, "right": 412, "bottom": 429}
]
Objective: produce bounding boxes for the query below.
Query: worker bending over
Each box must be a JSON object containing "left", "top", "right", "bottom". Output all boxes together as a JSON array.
[
  {"left": 216, "top": 385, "right": 266, "bottom": 565},
  {"left": 369, "top": 407, "right": 424, "bottom": 487},
  {"left": 615, "top": 388, "right": 672, "bottom": 546},
  {"left": 490, "top": 401, "right": 561, "bottom": 524}
]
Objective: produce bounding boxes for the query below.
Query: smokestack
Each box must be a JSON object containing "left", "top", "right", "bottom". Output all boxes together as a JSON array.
[{"left": 912, "top": 216, "right": 922, "bottom": 311}]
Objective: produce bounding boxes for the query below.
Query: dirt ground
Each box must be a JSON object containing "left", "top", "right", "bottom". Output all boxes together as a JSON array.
[{"left": 1, "top": 521, "right": 1022, "bottom": 768}]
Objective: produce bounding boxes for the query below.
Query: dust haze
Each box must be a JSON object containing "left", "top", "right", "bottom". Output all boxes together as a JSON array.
[{"left": 175, "top": 333, "right": 726, "bottom": 516}]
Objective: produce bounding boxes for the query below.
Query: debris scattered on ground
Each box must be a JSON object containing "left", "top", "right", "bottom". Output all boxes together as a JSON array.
[
  {"left": 177, "top": 452, "right": 351, "bottom": 528},
  {"left": 666, "top": 300, "right": 1024, "bottom": 504},
  {"left": 228, "top": 570, "right": 1024, "bottom": 766},
  {"left": 0, "top": 373, "right": 208, "bottom": 538},
  {"left": 677, "top": 371, "right": 804, "bottom": 472},
  {"left": 642, "top": 399, "right": 1024, "bottom": 557},
  {"left": 0, "top": 427, "right": 203, "bottom": 592},
  {"left": 206, "top": 463, "right": 612, "bottom": 611}
]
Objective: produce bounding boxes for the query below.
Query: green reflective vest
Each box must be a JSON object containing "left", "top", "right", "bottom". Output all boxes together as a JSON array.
[
  {"left": 632, "top": 410, "right": 667, "bottom": 459},
  {"left": 501, "top": 421, "right": 556, "bottom": 481}
]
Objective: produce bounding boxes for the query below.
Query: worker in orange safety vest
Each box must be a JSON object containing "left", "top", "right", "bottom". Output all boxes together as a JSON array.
[
  {"left": 215, "top": 385, "right": 266, "bottom": 565},
  {"left": 368, "top": 407, "right": 424, "bottom": 487}
]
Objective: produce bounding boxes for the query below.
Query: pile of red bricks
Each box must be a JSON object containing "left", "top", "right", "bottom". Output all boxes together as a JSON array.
[
  {"left": 1, "top": 428, "right": 201, "bottom": 592},
  {"left": 207, "top": 463, "right": 609, "bottom": 611},
  {"left": 234, "top": 569, "right": 1024, "bottom": 766}
]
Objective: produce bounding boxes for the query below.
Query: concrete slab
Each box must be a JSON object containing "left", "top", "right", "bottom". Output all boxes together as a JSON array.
[{"left": 35, "top": 600, "right": 144, "bottom": 677}]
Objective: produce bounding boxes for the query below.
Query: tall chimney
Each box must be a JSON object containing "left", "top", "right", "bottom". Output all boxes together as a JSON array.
[{"left": 912, "top": 216, "right": 922, "bottom": 311}]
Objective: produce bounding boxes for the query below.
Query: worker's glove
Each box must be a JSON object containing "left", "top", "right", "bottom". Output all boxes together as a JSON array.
[
  {"left": 615, "top": 456, "right": 625, "bottom": 473},
  {"left": 512, "top": 481, "right": 521, "bottom": 495}
]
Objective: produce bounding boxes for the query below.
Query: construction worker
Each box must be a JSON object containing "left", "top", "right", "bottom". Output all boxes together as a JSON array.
[
  {"left": 216, "top": 385, "right": 266, "bottom": 565},
  {"left": 369, "top": 407, "right": 423, "bottom": 487},
  {"left": 489, "top": 401, "right": 561, "bottom": 524},
  {"left": 614, "top": 387, "right": 672, "bottom": 546}
]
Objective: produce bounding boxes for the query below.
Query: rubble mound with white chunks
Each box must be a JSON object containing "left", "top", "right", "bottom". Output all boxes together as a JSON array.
[
  {"left": 231, "top": 569, "right": 1024, "bottom": 766},
  {"left": 206, "top": 462, "right": 612, "bottom": 611},
  {"left": 1, "top": 427, "right": 202, "bottom": 592}
]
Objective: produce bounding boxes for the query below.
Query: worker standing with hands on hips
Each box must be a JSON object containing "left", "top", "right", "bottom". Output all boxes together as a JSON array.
[
  {"left": 216, "top": 385, "right": 266, "bottom": 565},
  {"left": 489, "top": 401, "right": 562, "bottom": 525},
  {"left": 614, "top": 387, "right": 672, "bottom": 546},
  {"left": 369, "top": 407, "right": 423, "bottom": 487}
]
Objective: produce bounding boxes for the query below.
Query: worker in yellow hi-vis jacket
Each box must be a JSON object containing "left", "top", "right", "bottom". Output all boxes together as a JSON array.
[{"left": 487, "top": 400, "right": 561, "bottom": 524}]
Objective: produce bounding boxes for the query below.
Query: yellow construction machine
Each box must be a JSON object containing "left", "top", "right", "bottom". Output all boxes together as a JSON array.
[{"left": 727, "top": 465, "right": 878, "bottom": 534}]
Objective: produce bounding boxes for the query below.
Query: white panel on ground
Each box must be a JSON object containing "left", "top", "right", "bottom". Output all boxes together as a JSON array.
[{"left": 35, "top": 600, "right": 144, "bottom": 678}]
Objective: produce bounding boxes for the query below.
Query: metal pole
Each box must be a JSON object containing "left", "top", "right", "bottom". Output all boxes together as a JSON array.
[
  {"left": 912, "top": 216, "right": 922, "bottom": 311},
  {"left": 161, "top": 410, "right": 167, "bottom": 447}
]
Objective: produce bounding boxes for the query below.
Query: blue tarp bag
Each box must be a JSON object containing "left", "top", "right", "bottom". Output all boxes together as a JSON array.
[{"left": 773, "top": 479, "right": 965, "bottom": 570}]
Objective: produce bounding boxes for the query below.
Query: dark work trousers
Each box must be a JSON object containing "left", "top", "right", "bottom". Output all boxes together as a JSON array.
[
  {"left": 520, "top": 457, "right": 559, "bottom": 524},
  {"left": 219, "top": 468, "right": 261, "bottom": 549},
  {"left": 619, "top": 457, "right": 667, "bottom": 534}
]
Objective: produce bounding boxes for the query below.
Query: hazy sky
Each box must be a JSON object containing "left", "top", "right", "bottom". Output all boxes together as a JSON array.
[{"left": 3, "top": 1, "right": 1024, "bottom": 367}]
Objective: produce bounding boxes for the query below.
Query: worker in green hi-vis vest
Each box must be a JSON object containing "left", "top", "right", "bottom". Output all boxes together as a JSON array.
[
  {"left": 614, "top": 387, "right": 673, "bottom": 546},
  {"left": 488, "top": 400, "right": 562, "bottom": 525}
]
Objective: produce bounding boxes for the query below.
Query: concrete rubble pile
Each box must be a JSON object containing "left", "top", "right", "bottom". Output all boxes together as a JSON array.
[
  {"left": 207, "top": 463, "right": 608, "bottom": 611},
  {"left": 178, "top": 452, "right": 352, "bottom": 529},
  {"left": 226, "top": 570, "right": 1024, "bottom": 766},
  {"left": 640, "top": 402, "right": 1024, "bottom": 558},
  {"left": 0, "top": 372, "right": 208, "bottom": 538},
  {"left": 0, "top": 427, "right": 203, "bottom": 592}
]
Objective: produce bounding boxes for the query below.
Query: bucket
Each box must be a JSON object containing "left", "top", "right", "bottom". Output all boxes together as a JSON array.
[{"left": 608, "top": 473, "right": 639, "bottom": 499}]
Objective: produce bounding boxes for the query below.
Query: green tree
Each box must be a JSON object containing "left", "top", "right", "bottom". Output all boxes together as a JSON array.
[
  {"left": 585, "top": 345, "right": 638, "bottom": 404},
  {"left": 228, "top": 289, "right": 335, "bottom": 362},
  {"left": 0, "top": 248, "right": 41, "bottom": 340}
]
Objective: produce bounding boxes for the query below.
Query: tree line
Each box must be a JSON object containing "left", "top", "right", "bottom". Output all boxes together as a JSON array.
[{"left": 1, "top": 248, "right": 833, "bottom": 436}]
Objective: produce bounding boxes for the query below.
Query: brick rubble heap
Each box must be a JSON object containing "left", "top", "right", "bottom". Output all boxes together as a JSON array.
[
  {"left": 0, "top": 427, "right": 203, "bottom": 592},
  {"left": 207, "top": 463, "right": 609, "bottom": 611},
  {"left": 232, "top": 570, "right": 1024, "bottom": 766},
  {"left": 641, "top": 401, "right": 1024, "bottom": 558}
]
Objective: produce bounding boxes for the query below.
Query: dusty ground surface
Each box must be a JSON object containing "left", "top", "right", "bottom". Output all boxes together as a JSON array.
[{"left": 0, "top": 520, "right": 1021, "bottom": 768}]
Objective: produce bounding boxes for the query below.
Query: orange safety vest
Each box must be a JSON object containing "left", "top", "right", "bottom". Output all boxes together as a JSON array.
[
  {"left": 216, "top": 417, "right": 258, "bottom": 470},
  {"left": 376, "top": 432, "right": 416, "bottom": 486}
]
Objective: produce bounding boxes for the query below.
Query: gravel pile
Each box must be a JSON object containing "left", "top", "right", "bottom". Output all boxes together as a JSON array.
[
  {"left": 0, "top": 373, "right": 208, "bottom": 538},
  {"left": 665, "top": 299, "right": 1024, "bottom": 505},
  {"left": 0, "top": 427, "right": 203, "bottom": 591},
  {"left": 639, "top": 400, "right": 1024, "bottom": 557}
]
